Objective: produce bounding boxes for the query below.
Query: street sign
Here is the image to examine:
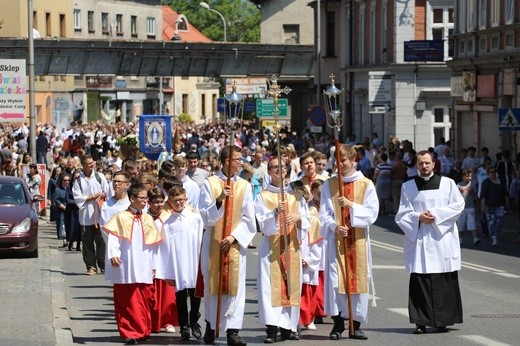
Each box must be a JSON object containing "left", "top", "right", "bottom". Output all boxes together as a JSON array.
[
  {"left": 256, "top": 98, "right": 288, "bottom": 117},
  {"left": 368, "top": 71, "right": 392, "bottom": 113},
  {"left": 498, "top": 108, "right": 520, "bottom": 131},
  {"left": 309, "top": 106, "right": 326, "bottom": 125},
  {"left": 0, "top": 59, "right": 26, "bottom": 122}
]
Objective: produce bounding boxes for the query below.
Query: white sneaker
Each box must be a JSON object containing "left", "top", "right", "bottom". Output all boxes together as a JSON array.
[
  {"left": 165, "top": 325, "right": 176, "bottom": 333},
  {"left": 491, "top": 236, "right": 498, "bottom": 246},
  {"left": 306, "top": 322, "right": 316, "bottom": 330}
]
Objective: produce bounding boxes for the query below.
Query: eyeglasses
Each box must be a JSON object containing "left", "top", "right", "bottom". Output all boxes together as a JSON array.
[{"left": 170, "top": 198, "right": 187, "bottom": 204}]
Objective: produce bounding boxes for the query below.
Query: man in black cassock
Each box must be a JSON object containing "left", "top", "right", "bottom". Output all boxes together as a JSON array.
[{"left": 395, "top": 150, "right": 465, "bottom": 334}]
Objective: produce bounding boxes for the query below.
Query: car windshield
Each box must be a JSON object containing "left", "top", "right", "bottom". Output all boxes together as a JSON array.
[{"left": 0, "top": 183, "right": 26, "bottom": 205}]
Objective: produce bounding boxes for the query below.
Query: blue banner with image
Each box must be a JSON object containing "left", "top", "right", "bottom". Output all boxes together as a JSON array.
[{"left": 139, "top": 115, "right": 172, "bottom": 161}]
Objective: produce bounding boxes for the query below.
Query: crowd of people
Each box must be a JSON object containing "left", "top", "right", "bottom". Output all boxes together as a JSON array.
[{"left": 0, "top": 120, "right": 517, "bottom": 344}]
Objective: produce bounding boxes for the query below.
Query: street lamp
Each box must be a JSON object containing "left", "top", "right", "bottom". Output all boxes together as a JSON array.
[{"left": 199, "top": 1, "right": 227, "bottom": 42}]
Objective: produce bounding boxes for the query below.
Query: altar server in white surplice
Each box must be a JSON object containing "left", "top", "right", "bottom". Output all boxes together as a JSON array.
[
  {"left": 155, "top": 185, "right": 204, "bottom": 340},
  {"left": 255, "top": 156, "right": 310, "bottom": 343},
  {"left": 198, "top": 145, "right": 256, "bottom": 346}
]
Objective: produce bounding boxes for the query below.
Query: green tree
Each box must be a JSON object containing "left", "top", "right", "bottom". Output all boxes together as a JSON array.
[{"left": 163, "top": 0, "right": 260, "bottom": 42}]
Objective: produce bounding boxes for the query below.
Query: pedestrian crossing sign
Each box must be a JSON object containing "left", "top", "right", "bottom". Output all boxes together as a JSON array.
[{"left": 498, "top": 108, "right": 520, "bottom": 131}]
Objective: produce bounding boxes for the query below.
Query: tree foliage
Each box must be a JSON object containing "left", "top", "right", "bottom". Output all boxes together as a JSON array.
[{"left": 163, "top": 0, "right": 260, "bottom": 42}]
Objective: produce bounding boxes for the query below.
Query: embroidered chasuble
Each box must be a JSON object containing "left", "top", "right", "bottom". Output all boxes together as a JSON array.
[
  {"left": 102, "top": 210, "right": 162, "bottom": 245},
  {"left": 329, "top": 176, "right": 369, "bottom": 294},
  {"left": 259, "top": 190, "right": 301, "bottom": 307},
  {"left": 207, "top": 176, "right": 248, "bottom": 296},
  {"left": 308, "top": 204, "right": 324, "bottom": 245}
]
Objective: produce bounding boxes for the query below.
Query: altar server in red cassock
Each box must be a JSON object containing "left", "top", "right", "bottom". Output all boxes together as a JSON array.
[{"left": 103, "top": 183, "right": 162, "bottom": 344}]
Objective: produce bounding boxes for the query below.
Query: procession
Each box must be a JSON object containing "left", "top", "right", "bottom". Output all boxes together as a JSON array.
[{"left": 2, "top": 78, "right": 493, "bottom": 346}]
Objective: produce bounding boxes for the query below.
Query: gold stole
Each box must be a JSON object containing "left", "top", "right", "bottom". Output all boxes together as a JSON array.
[
  {"left": 329, "top": 176, "right": 369, "bottom": 294},
  {"left": 260, "top": 190, "right": 301, "bottom": 307},
  {"left": 102, "top": 210, "right": 162, "bottom": 245},
  {"left": 207, "top": 176, "right": 248, "bottom": 296}
]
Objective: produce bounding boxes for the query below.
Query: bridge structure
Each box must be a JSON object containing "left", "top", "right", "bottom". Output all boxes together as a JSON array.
[{"left": 0, "top": 38, "right": 315, "bottom": 77}]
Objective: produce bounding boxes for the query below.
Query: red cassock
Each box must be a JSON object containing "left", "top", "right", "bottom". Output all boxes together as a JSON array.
[
  {"left": 113, "top": 283, "right": 154, "bottom": 340},
  {"left": 151, "top": 278, "right": 179, "bottom": 332},
  {"left": 299, "top": 283, "right": 318, "bottom": 326},
  {"left": 315, "top": 270, "right": 326, "bottom": 317}
]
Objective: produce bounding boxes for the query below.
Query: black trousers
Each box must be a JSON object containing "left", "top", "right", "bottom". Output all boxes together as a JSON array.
[{"left": 176, "top": 288, "right": 201, "bottom": 327}]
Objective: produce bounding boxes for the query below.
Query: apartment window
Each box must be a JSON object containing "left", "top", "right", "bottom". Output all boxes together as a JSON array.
[
  {"left": 54, "top": 76, "right": 59, "bottom": 82},
  {"left": 429, "top": 6, "right": 454, "bottom": 60},
  {"left": 116, "top": 14, "right": 123, "bottom": 35},
  {"left": 490, "top": 0, "right": 499, "bottom": 26},
  {"left": 491, "top": 34, "right": 499, "bottom": 50},
  {"left": 60, "top": 76, "right": 66, "bottom": 82},
  {"left": 325, "top": 11, "right": 336, "bottom": 57},
  {"left": 466, "top": 0, "right": 476, "bottom": 31},
  {"left": 212, "top": 94, "right": 217, "bottom": 119},
  {"left": 177, "top": 17, "right": 188, "bottom": 31},
  {"left": 102, "top": 12, "right": 109, "bottom": 34},
  {"left": 131, "top": 16, "right": 137, "bottom": 37},
  {"left": 39, "top": 76, "right": 45, "bottom": 81},
  {"left": 479, "top": 36, "right": 487, "bottom": 52},
  {"left": 88, "top": 11, "right": 94, "bottom": 32},
  {"left": 359, "top": 6, "right": 365, "bottom": 65},
  {"left": 467, "top": 37, "right": 474, "bottom": 54},
  {"left": 505, "top": 31, "right": 515, "bottom": 48},
  {"left": 146, "top": 17, "right": 156, "bottom": 37},
  {"left": 434, "top": 108, "right": 444, "bottom": 123},
  {"left": 370, "top": 7, "right": 376, "bottom": 64},
  {"left": 478, "top": 0, "right": 486, "bottom": 28},
  {"left": 456, "top": 3, "right": 465, "bottom": 33},
  {"left": 282, "top": 24, "right": 300, "bottom": 44},
  {"left": 60, "top": 14, "right": 66, "bottom": 37},
  {"left": 505, "top": 0, "right": 514, "bottom": 24},
  {"left": 459, "top": 40, "right": 465, "bottom": 54},
  {"left": 73, "top": 9, "right": 81, "bottom": 31},
  {"left": 182, "top": 94, "right": 188, "bottom": 114},
  {"left": 45, "top": 12, "right": 51, "bottom": 37},
  {"left": 201, "top": 94, "right": 206, "bottom": 119},
  {"left": 33, "top": 11, "right": 38, "bottom": 31},
  {"left": 381, "top": 3, "right": 387, "bottom": 63}
]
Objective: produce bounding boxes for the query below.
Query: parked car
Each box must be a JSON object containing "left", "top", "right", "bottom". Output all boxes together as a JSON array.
[{"left": 0, "top": 176, "right": 44, "bottom": 258}]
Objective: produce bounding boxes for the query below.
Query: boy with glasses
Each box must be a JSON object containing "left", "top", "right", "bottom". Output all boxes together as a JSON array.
[{"left": 103, "top": 183, "right": 162, "bottom": 344}]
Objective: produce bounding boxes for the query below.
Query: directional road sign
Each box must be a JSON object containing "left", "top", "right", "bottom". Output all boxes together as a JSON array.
[
  {"left": 498, "top": 108, "right": 520, "bottom": 131},
  {"left": 256, "top": 98, "right": 288, "bottom": 117}
]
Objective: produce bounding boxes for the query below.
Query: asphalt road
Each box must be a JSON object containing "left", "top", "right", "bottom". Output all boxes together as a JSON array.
[{"left": 0, "top": 214, "right": 519, "bottom": 346}]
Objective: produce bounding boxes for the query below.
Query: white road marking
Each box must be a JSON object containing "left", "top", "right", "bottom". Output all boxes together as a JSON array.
[
  {"left": 459, "top": 335, "right": 512, "bottom": 346},
  {"left": 372, "top": 265, "right": 403, "bottom": 269},
  {"left": 372, "top": 240, "right": 519, "bottom": 279}
]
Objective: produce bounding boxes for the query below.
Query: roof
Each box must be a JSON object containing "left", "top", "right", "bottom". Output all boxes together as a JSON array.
[{"left": 162, "top": 6, "right": 212, "bottom": 43}]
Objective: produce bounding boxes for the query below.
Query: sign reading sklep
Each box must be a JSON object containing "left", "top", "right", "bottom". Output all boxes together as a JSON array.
[{"left": 0, "top": 59, "right": 26, "bottom": 122}]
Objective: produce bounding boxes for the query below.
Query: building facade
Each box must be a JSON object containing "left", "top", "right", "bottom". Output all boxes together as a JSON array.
[
  {"left": 448, "top": 0, "right": 519, "bottom": 156},
  {"left": 320, "top": 0, "right": 455, "bottom": 151}
]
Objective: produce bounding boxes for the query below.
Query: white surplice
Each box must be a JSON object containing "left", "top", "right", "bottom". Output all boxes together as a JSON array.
[
  {"left": 395, "top": 176, "right": 465, "bottom": 274},
  {"left": 155, "top": 207, "right": 203, "bottom": 291},
  {"left": 255, "top": 184, "right": 310, "bottom": 330},
  {"left": 319, "top": 171, "right": 379, "bottom": 323},
  {"left": 198, "top": 171, "right": 256, "bottom": 331},
  {"left": 105, "top": 216, "right": 159, "bottom": 285}
]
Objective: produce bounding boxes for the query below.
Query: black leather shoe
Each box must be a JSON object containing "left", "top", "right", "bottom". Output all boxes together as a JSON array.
[
  {"left": 180, "top": 325, "right": 191, "bottom": 340},
  {"left": 280, "top": 328, "right": 299, "bottom": 341},
  {"left": 349, "top": 329, "right": 368, "bottom": 340},
  {"left": 436, "top": 326, "right": 448, "bottom": 333},
  {"left": 329, "top": 316, "right": 345, "bottom": 340},
  {"left": 124, "top": 338, "right": 138, "bottom": 345},
  {"left": 191, "top": 322, "right": 202, "bottom": 339},
  {"left": 264, "top": 325, "right": 278, "bottom": 343},
  {"left": 203, "top": 322, "right": 216, "bottom": 344},
  {"left": 413, "top": 325, "right": 427, "bottom": 334},
  {"left": 227, "top": 331, "right": 247, "bottom": 346},
  {"left": 314, "top": 316, "right": 324, "bottom": 324}
]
